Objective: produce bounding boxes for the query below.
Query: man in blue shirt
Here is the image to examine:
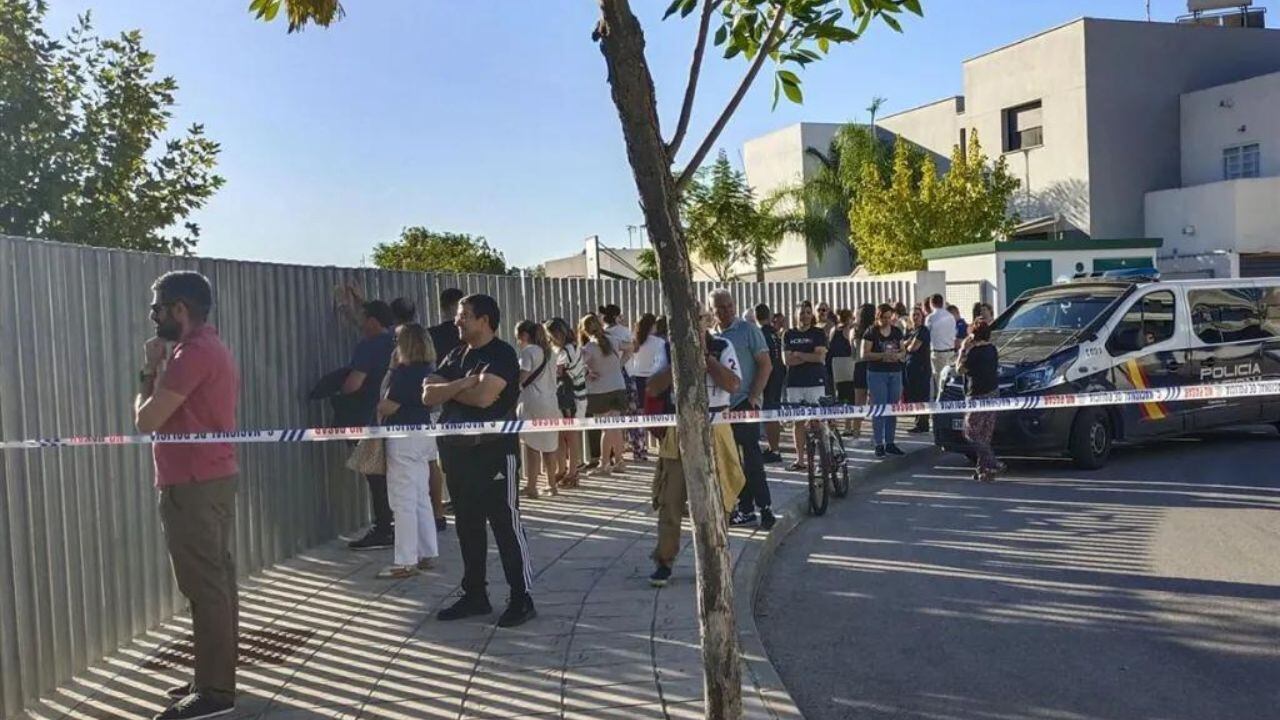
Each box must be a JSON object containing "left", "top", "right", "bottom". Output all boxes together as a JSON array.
[
  {"left": 709, "top": 289, "right": 776, "bottom": 530},
  {"left": 344, "top": 300, "right": 397, "bottom": 551}
]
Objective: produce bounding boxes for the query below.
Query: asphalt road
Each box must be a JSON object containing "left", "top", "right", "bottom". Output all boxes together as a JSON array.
[{"left": 757, "top": 428, "right": 1280, "bottom": 720}]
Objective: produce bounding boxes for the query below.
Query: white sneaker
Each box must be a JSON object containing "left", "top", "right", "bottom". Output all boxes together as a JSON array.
[{"left": 376, "top": 565, "right": 417, "bottom": 579}]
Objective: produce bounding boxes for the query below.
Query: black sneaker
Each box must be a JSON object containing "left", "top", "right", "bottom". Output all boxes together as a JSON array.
[
  {"left": 347, "top": 527, "right": 393, "bottom": 551},
  {"left": 729, "top": 509, "right": 758, "bottom": 526},
  {"left": 497, "top": 595, "right": 537, "bottom": 628},
  {"left": 761, "top": 449, "right": 784, "bottom": 464},
  {"left": 435, "top": 516, "right": 448, "bottom": 533},
  {"left": 437, "top": 594, "right": 492, "bottom": 621},
  {"left": 885, "top": 444, "right": 905, "bottom": 456},
  {"left": 166, "top": 682, "right": 192, "bottom": 699},
  {"left": 874, "top": 445, "right": 886, "bottom": 458},
  {"left": 649, "top": 564, "right": 673, "bottom": 587},
  {"left": 154, "top": 692, "right": 234, "bottom": 720},
  {"left": 760, "top": 507, "right": 776, "bottom": 530}
]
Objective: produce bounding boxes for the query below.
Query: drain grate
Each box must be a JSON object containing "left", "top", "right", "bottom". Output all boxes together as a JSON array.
[{"left": 141, "top": 626, "right": 315, "bottom": 670}]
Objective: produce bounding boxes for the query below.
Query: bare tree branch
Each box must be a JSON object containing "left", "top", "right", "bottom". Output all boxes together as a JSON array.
[
  {"left": 665, "top": 0, "right": 719, "bottom": 159},
  {"left": 674, "top": 6, "right": 790, "bottom": 192}
]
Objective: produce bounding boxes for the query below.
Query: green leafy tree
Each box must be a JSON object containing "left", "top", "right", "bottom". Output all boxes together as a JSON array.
[
  {"left": 0, "top": 1, "right": 223, "bottom": 254},
  {"left": 851, "top": 129, "right": 1018, "bottom": 273},
  {"left": 937, "top": 129, "right": 1020, "bottom": 249},
  {"left": 682, "top": 150, "right": 779, "bottom": 281},
  {"left": 252, "top": 2, "right": 920, "bottom": 715},
  {"left": 371, "top": 226, "right": 508, "bottom": 275},
  {"left": 635, "top": 248, "right": 660, "bottom": 280}
]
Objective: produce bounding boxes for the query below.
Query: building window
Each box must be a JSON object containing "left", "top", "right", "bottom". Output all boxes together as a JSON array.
[
  {"left": 1003, "top": 101, "right": 1043, "bottom": 152},
  {"left": 1223, "top": 143, "right": 1260, "bottom": 180}
]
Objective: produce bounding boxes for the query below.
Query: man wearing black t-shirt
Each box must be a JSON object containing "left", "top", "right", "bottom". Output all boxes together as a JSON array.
[
  {"left": 424, "top": 293, "right": 536, "bottom": 628},
  {"left": 755, "top": 303, "right": 786, "bottom": 463},
  {"left": 428, "top": 287, "right": 464, "bottom": 360},
  {"left": 426, "top": 287, "right": 464, "bottom": 527},
  {"left": 783, "top": 302, "right": 828, "bottom": 470}
]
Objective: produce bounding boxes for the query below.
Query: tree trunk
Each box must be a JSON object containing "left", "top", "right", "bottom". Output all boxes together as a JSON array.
[{"left": 596, "top": 2, "right": 743, "bottom": 718}]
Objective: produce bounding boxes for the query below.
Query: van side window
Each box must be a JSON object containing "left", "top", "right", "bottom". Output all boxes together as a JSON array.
[
  {"left": 1107, "top": 291, "right": 1175, "bottom": 356},
  {"left": 1189, "top": 288, "right": 1264, "bottom": 344},
  {"left": 1262, "top": 287, "right": 1280, "bottom": 339}
]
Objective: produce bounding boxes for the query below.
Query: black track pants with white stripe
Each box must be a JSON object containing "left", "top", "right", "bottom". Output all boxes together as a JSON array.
[{"left": 442, "top": 447, "right": 533, "bottom": 600}]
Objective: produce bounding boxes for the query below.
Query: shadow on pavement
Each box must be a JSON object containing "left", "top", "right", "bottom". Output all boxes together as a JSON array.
[{"left": 760, "top": 430, "right": 1280, "bottom": 720}]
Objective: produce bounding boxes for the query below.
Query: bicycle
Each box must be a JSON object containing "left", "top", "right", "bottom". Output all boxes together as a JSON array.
[{"left": 790, "top": 396, "right": 851, "bottom": 515}]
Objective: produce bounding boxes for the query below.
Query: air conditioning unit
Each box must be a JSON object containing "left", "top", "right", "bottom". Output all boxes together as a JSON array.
[
  {"left": 1187, "top": 0, "right": 1250, "bottom": 12},
  {"left": 1178, "top": 0, "right": 1266, "bottom": 27}
]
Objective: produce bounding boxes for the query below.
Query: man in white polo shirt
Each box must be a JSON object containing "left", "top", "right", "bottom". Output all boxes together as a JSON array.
[{"left": 926, "top": 293, "right": 957, "bottom": 396}]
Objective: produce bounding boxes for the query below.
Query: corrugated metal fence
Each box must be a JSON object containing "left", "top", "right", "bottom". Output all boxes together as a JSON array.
[{"left": 0, "top": 234, "right": 922, "bottom": 715}]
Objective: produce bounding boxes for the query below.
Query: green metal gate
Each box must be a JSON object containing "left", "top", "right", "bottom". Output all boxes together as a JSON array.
[{"left": 1004, "top": 258, "right": 1053, "bottom": 306}]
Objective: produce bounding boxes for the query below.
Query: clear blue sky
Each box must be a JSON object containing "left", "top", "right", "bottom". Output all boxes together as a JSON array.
[{"left": 43, "top": 0, "right": 1279, "bottom": 269}]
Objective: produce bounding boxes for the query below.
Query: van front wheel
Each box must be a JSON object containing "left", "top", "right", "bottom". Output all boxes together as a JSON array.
[{"left": 1069, "top": 408, "right": 1112, "bottom": 470}]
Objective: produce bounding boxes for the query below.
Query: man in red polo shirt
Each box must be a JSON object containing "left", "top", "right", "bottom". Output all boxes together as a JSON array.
[{"left": 135, "top": 271, "right": 240, "bottom": 720}]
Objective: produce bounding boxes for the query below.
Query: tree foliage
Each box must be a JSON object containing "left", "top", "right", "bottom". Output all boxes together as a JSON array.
[
  {"left": 659, "top": 0, "right": 922, "bottom": 191},
  {"left": 0, "top": 0, "right": 224, "bottom": 254},
  {"left": 850, "top": 129, "right": 1019, "bottom": 273},
  {"left": 635, "top": 248, "right": 660, "bottom": 280},
  {"left": 682, "top": 150, "right": 780, "bottom": 282},
  {"left": 371, "top": 226, "right": 509, "bottom": 275}
]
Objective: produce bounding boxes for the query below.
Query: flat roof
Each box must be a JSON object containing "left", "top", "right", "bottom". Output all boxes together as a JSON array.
[
  {"left": 923, "top": 238, "right": 1164, "bottom": 260},
  {"left": 1183, "top": 68, "right": 1280, "bottom": 98},
  {"left": 879, "top": 95, "right": 963, "bottom": 123},
  {"left": 962, "top": 17, "right": 1086, "bottom": 65}
]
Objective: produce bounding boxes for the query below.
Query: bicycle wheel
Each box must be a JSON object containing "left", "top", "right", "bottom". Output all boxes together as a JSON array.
[
  {"left": 807, "top": 430, "right": 830, "bottom": 516},
  {"left": 829, "top": 427, "right": 850, "bottom": 498}
]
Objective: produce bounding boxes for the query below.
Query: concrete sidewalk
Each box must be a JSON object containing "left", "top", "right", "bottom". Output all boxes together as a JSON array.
[{"left": 22, "top": 429, "right": 935, "bottom": 720}]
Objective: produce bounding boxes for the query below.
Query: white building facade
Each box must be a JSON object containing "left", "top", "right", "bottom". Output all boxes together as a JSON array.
[
  {"left": 1145, "top": 70, "right": 1280, "bottom": 278},
  {"left": 743, "top": 15, "right": 1280, "bottom": 282}
]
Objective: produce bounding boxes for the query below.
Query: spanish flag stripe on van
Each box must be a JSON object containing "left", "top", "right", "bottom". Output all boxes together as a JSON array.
[{"left": 1123, "top": 358, "right": 1168, "bottom": 421}]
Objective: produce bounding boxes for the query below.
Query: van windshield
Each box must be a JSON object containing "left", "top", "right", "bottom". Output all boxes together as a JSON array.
[{"left": 994, "top": 289, "right": 1123, "bottom": 332}]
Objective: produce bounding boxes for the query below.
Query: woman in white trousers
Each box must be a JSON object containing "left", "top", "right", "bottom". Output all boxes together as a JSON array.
[{"left": 376, "top": 323, "right": 440, "bottom": 578}]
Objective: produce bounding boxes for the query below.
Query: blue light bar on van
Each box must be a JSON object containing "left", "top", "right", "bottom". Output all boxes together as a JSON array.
[{"left": 1070, "top": 267, "right": 1160, "bottom": 282}]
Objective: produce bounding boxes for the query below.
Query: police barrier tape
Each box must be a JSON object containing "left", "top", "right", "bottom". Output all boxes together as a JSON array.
[{"left": 2, "top": 379, "right": 1279, "bottom": 451}]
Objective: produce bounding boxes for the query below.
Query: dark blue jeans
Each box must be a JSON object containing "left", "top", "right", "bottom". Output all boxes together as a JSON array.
[{"left": 867, "top": 369, "right": 903, "bottom": 446}]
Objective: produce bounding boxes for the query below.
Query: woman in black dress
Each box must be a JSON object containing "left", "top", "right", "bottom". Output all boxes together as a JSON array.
[
  {"left": 903, "top": 305, "right": 932, "bottom": 433},
  {"left": 829, "top": 309, "right": 856, "bottom": 402}
]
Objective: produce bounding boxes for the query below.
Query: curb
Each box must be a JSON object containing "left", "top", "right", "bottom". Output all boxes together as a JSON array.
[{"left": 733, "top": 445, "right": 944, "bottom": 719}]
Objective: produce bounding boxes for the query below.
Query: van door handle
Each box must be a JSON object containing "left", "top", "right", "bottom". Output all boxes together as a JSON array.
[{"left": 1202, "top": 357, "right": 1216, "bottom": 367}]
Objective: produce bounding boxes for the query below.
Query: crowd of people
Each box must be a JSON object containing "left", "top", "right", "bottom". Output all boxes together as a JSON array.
[
  {"left": 330, "top": 287, "right": 1005, "bottom": 585},
  {"left": 131, "top": 270, "right": 1001, "bottom": 720}
]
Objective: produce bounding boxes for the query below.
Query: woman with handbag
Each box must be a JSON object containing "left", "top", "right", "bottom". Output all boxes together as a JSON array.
[
  {"left": 373, "top": 323, "right": 439, "bottom": 579},
  {"left": 580, "top": 314, "right": 628, "bottom": 477},
  {"left": 626, "top": 313, "right": 663, "bottom": 461},
  {"left": 516, "top": 320, "right": 561, "bottom": 499},
  {"left": 546, "top": 318, "right": 587, "bottom": 488}
]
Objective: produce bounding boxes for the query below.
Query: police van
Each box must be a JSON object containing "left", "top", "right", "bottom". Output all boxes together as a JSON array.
[{"left": 933, "top": 269, "right": 1280, "bottom": 468}]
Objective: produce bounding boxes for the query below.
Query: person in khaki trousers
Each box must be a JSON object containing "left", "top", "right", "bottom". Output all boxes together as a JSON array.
[
  {"left": 645, "top": 320, "right": 746, "bottom": 587},
  {"left": 135, "top": 271, "right": 241, "bottom": 720}
]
